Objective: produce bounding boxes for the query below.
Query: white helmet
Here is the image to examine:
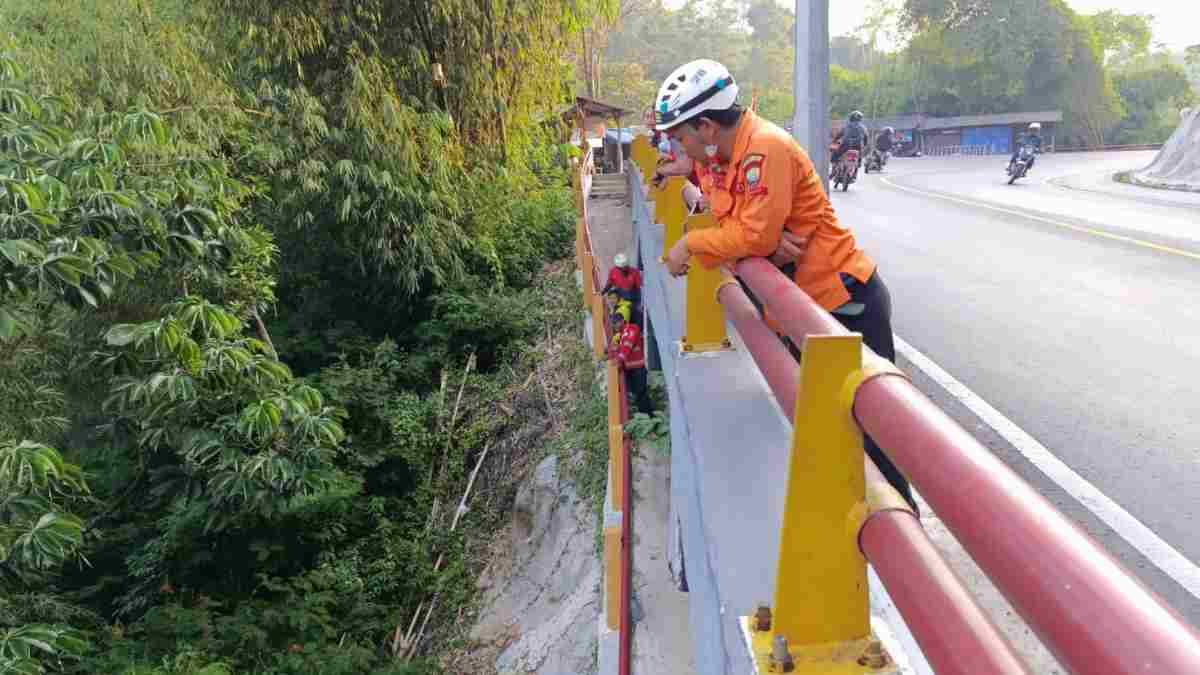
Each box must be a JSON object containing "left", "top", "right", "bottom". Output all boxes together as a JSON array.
[
  {"left": 1029, "top": 122, "right": 1042, "bottom": 130},
  {"left": 614, "top": 253, "right": 628, "bottom": 268},
  {"left": 654, "top": 59, "right": 739, "bottom": 131}
]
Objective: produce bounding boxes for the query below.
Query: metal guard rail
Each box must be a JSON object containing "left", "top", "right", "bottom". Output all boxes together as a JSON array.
[
  {"left": 734, "top": 259, "right": 1200, "bottom": 674},
  {"left": 623, "top": 139, "right": 1200, "bottom": 674},
  {"left": 573, "top": 147, "right": 633, "bottom": 675}
]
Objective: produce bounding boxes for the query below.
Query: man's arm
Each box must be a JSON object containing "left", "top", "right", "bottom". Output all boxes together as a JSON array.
[
  {"left": 601, "top": 268, "right": 618, "bottom": 295},
  {"left": 686, "top": 151, "right": 796, "bottom": 266},
  {"left": 656, "top": 153, "right": 693, "bottom": 178}
]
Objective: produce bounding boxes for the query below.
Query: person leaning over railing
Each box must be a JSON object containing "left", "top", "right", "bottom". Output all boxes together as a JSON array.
[
  {"left": 651, "top": 132, "right": 706, "bottom": 211},
  {"left": 655, "top": 59, "right": 916, "bottom": 511}
]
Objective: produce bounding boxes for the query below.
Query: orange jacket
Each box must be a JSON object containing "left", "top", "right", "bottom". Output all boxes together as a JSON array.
[{"left": 686, "top": 110, "right": 875, "bottom": 311}]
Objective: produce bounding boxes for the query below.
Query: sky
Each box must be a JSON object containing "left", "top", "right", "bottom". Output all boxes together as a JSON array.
[
  {"left": 829, "top": 0, "right": 1196, "bottom": 52},
  {"left": 662, "top": 1, "right": 1198, "bottom": 53}
]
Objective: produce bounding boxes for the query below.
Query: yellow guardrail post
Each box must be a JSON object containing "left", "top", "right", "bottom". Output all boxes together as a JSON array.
[
  {"left": 630, "top": 134, "right": 656, "bottom": 184},
  {"left": 581, "top": 247, "right": 595, "bottom": 299},
  {"left": 741, "top": 333, "right": 896, "bottom": 674},
  {"left": 603, "top": 510, "right": 622, "bottom": 630},
  {"left": 655, "top": 176, "right": 688, "bottom": 260},
  {"left": 680, "top": 211, "right": 730, "bottom": 354},
  {"left": 606, "top": 358, "right": 625, "bottom": 511},
  {"left": 591, "top": 291, "right": 606, "bottom": 360},
  {"left": 575, "top": 216, "right": 586, "bottom": 279}
]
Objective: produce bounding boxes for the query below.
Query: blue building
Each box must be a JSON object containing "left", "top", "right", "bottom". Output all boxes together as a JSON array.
[{"left": 919, "top": 111, "right": 1062, "bottom": 155}]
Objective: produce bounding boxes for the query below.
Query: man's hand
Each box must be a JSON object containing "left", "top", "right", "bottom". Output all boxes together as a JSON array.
[
  {"left": 682, "top": 182, "right": 705, "bottom": 213},
  {"left": 664, "top": 236, "right": 691, "bottom": 277},
  {"left": 769, "top": 231, "right": 808, "bottom": 267}
]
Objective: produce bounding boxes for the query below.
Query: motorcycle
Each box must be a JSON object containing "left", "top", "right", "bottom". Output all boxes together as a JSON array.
[
  {"left": 863, "top": 148, "right": 890, "bottom": 173},
  {"left": 1007, "top": 144, "right": 1037, "bottom": 184},
  {"left": 832, "top": 149, "right": 860, "bottom": 191}
]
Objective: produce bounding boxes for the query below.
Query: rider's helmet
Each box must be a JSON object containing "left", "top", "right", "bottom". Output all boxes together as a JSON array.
[
  {"left": 1029, "top": 122, "right": 1041, "bottom": 131},
  {"left": 614, "top": 253, "right": 629, "bottom": 268},
  {"left": 849, "top": 110, "right": 864, "bottom": 122},
  {"left": 884, "top": 126, "right": 895, "bottom": 135},
  {"left": 654, "top": 60, "right": 739, "bottom": 131}
]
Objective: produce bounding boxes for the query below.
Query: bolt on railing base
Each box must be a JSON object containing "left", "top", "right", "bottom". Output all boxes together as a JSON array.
[
  {"left": 739, "top": 616, "right": 898, "bottom": 674},
  {"left": 676, "top": 338, "right": 734, "bottom": 355}
]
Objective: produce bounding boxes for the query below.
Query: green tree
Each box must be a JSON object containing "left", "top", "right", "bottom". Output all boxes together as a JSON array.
[
  {"left": 0, "top": 40, "right": 269, "bottom": 670},
  {"left": 1086, "top": 10, "right": 1152, "bottom": 66},
  {"left": 1109, "top": 55, "right": 1196, "bottom": 144}
]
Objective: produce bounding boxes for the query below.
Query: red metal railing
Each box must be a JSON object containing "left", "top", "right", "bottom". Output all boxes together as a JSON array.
[
  {"left": 575, "top": 147, "right": 633, "bottom": 675},
  {"left": 718, "top": 276, "right": 1030, "bottom": 675},
  {"left": 733, "top": 257, "right": 1200, "bottom": 675}
]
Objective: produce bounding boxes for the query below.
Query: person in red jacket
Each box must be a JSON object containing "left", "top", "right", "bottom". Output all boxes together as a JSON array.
[
  {"left": 602, "top": 253, "right": 642, "bottom": 308},
  {"left": 609, "top": 312, "right": 653, "bottom": 414}
]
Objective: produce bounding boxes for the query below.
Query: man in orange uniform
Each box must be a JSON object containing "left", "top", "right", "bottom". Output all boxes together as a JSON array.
[{"left": 655, "top": 59, "right": 914, "bottom": 510}]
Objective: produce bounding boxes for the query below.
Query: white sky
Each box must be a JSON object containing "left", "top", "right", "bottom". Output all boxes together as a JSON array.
[
  {"left": 830, "top": 0, "right": 1196, "bottom": 52},
  {"left": 661, "top": 1, "right": 1197, "bottom": 53}
]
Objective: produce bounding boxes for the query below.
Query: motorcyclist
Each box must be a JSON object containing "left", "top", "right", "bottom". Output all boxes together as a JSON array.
[
  {"left": 831, "top": 110, "right": 867, "bottom": 166},
  {"left": 869, "top": 126, "right": 894, "bottom": 169},
  {"left": 876, "top": 127, "right": 895, "bottom": 155},
  {"left": 1008, "top": 122, "right": 1043, "bottom": 173}
]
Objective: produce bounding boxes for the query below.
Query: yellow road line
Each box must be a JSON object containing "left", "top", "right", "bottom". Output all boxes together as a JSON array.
[{"left": 878, "top": 175, "right": 1200, "bottom": 262}]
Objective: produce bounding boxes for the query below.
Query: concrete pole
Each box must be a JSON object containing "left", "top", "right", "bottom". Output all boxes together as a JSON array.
[
  {"left": 793, "top": 0, "right": 830, "bottom": 194},
  {"left": 615, "top": 114, "right": 625, "bottom": 174}
]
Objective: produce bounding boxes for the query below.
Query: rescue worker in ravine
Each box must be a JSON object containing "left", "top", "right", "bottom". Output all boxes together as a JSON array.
[
  {"left": 602, "top": 253, "right": 642, "bottom": 309},
  {"left": 656, "top": 59, "right": 916, "bottom": 511}
]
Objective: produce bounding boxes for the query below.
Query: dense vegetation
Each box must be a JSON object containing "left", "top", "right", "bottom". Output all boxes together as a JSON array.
[
  {"left": 0, "top": 0, "right": 614, "bottom": 673},
  {"left": 590, "top": 0, "right": 1198, "bottom": 146}
]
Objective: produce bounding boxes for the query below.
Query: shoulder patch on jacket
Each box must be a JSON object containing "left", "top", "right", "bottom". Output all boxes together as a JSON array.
[{"left": 741, "top": 153, "right": 766, "bottom": 195}]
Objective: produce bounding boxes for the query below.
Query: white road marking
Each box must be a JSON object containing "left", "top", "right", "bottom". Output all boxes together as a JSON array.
[
  {"left": 878, "top": 174, "right": 1200, "bottom": 261},
  {"left": 894, "top": 334, "right": 1200, "bottom": 600}
]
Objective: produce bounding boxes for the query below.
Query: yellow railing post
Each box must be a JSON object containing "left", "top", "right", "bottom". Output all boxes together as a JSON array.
[
  {"left": 630, "top": 134, "right": 656, "bottom": 184},
  {"left": 740, "top": 334, "right": 893, "bottom": 674},
  {"left": 575, "top": 216, "right": 586, "bottom": 278},
  {"left": 592, "top": 291, "right": 607, "bottom": 360},
  {"left": 606, "top": 359, "right": 625, "bottom": 511},
  {"left": 654, "top": 176, "right": 688, "bottom": 260},
  {"left": 680, "top": 212, "right": 730, "bottom": 353},
  {"left": 581, "top": 248, "right": 595, "bottom": 299},
  {"left": 603, "top": 510, "right": 622, "bottom": 630},
  {"left": 775, "top": 334, "right": 868, "bottom": 640}
]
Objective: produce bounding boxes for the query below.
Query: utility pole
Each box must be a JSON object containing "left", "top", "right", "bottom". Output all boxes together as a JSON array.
[{"left": 793, "top": 0, "right": 830, "bottom": 193}]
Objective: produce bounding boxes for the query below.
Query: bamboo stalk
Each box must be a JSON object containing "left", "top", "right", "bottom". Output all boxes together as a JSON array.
[{"left": 400, "top": 440, "right": 492, "bottom": 661}]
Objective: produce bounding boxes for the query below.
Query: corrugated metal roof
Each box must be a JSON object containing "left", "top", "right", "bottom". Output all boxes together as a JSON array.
[
  {"left": 832, "top": 115, "right": 926, "bottom": 131},
  {"left": 923, "top": 110, "right": 1062, "bottom": 130},
  {"left": 569, "top": 96, "right": 631, "bottom": 118}
]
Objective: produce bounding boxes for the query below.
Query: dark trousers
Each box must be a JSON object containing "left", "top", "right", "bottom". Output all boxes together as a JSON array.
[
  {"left": 828, "top": 272, "right": 916, "bottom": 512},
  {"left": 743, "top": 270, "right": 917, "bottom": 512},
  {"left": 626, "top": 366, "right": 653, "bottom": 414}
]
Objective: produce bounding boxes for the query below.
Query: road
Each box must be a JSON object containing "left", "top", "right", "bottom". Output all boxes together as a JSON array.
[{"left": 831, "top": 151, "right": 1200, "bottom": 627}]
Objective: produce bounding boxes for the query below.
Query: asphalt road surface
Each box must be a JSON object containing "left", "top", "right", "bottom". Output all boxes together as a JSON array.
[{"left": 830, "top": 151, "right": 1200, "bottom": 627}]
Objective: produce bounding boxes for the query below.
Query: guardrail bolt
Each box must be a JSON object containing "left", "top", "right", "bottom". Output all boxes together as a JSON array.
[
  {"left": 754, "top": 602, "right": 772, "bottom": 632},
  {"left": 769, "top": 635, "right": 794, "bottom": 672},
  {"left": 858, "top": 640, "right": 890, "bottom": 669}
]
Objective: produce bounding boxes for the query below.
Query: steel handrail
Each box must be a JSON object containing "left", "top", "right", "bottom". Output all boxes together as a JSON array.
[{"left": 734, "top": 258, "right": 1200, "bottom": 675}]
